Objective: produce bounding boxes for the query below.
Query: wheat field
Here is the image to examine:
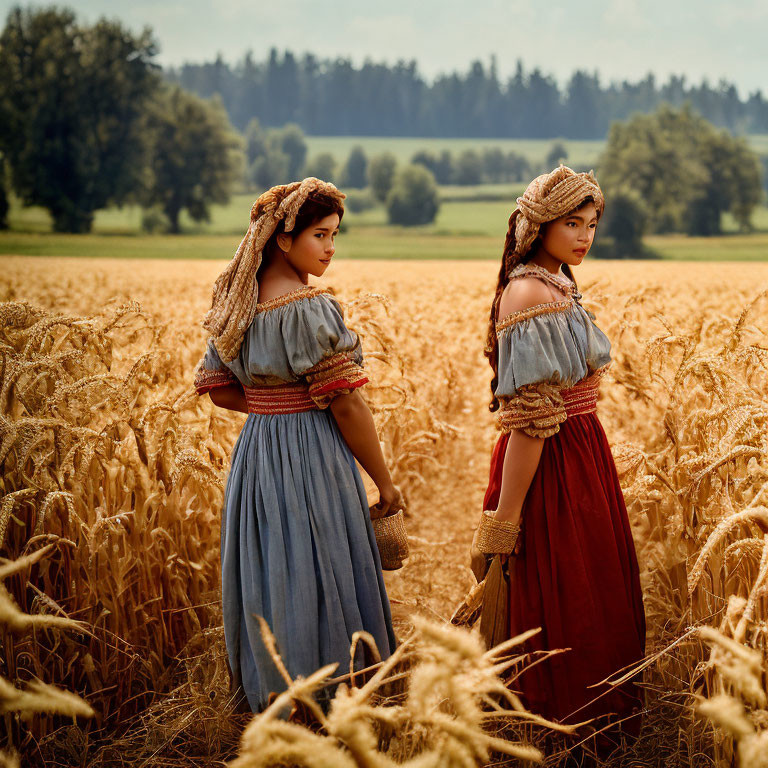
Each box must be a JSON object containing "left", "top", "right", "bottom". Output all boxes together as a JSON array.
[{"left": 1, "top": 256, "right": 767, "bottom": 767}]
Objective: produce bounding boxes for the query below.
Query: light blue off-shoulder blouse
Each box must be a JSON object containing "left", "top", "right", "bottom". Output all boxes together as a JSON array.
[
  {"left": 495, "top": 265, "right": 612, "bottom": 397},
  {"left": 196, "top": 287, "right": 363, "bottom": 390}
]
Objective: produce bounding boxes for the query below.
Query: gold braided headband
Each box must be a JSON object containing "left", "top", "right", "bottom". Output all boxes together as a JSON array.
[{"left": 201, "top": 177, "right": 345, "bottom": 363}]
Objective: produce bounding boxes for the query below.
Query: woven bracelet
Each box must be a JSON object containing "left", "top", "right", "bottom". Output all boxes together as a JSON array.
[{"left": 473, "top": 510, "right": 521, "bottom": 555}]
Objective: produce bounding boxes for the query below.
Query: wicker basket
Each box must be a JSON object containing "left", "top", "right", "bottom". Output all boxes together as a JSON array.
[{"left": 372, "top": 509, "right": 409, "bottom": 570}]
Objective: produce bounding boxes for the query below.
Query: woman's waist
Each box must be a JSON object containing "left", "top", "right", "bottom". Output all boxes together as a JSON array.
[
  {"left": 561, "top": 365, "right": 609, "bottom": 416},
  {"left": 243, "top": 381, "right": 318, "bottom": 415}
]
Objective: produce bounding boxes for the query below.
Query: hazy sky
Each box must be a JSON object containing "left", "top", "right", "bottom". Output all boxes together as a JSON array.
[{"left": 3, "top": 0, "right": 766, "bottom": 94}]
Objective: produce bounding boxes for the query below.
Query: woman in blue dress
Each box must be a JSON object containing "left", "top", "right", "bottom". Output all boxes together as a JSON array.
[{"left": 193, "top": 178, "right": 399, "bottom": 713}]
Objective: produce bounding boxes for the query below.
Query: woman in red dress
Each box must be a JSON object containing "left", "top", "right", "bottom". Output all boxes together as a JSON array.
[{"left": 470, "top": 166, "right": 646, "bottom": 761}]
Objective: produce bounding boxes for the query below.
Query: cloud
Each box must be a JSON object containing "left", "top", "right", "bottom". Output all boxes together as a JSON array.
[{"left": 603, "top": 0, "right": 650, "bottom": 30}]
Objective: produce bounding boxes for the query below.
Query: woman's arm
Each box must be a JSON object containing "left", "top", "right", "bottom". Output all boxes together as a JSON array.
[
  {"left": 329, "top": 390, "right": 399, "bottom": 513},
  {"left": 470, "top": 429, "right": 542, "bottom": 578},
  {"left": 478, "top": 275, "right": 556, "bottom": 564},
  {"left": 209, "top": 383, "right": 248, "bottom": 413},
  {"left": 493, "top": 276, "right": 552, "bottom": 525},
  {"left": 494, "top": 428, "right": 544, "bottom": 525}
]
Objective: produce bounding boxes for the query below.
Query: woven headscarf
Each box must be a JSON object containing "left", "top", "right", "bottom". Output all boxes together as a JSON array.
[
  {"left": 202, "top": 177, "right": 345, "bottom": 362},
  {"left": 510, "top": 165, "right": 604, "bottom": 263}
]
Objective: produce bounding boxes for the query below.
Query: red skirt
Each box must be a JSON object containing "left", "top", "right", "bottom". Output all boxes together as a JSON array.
[{"left": 483, "top": 411, "right": 646, "bottom": 743}]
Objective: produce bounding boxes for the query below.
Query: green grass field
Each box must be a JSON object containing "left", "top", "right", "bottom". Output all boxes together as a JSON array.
[
  {"left": 3, "top": 224, "right": 767, "bottom": 263},
  {"left": 645, "top": 233, "right": 768, "bottom": 261},
  {"left": 305, "top": 134, "right": 768, "bottom": 169},
  {"left": 747, "top": 133, "right": 768, "bottom": 155},
  {"left": 3, "top": 177, "right": 767, "bottom": 261},
  {"left": 10, "top": 192, "right": 764, "bottom": 238},
  {"left": 305, "top": 136, "right": 606, "bottom": 168}
]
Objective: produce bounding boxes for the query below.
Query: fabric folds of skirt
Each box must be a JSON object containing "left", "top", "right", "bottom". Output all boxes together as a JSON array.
[
  {"left": 221, "top": 409, "right": 397, "bottom": 712},
  {"left": 483, "top": 411, "right": 646, "bottom": 737}
]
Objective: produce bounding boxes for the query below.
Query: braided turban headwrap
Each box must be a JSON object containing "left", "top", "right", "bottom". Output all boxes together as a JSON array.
[
  {"left": 202, "top": 177, "right": 345, "bottom": 362},
  {"left": 509, "top": 165, "right": 604, "bottom": 266}
]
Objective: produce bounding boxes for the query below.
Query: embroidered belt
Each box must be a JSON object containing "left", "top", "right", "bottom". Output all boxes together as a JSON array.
[
  {"left": 560, "top": 371, "right": 601, "bottom": 417},
  {"left": 243, "top": 382, "right": 318, "bottom": 415}
]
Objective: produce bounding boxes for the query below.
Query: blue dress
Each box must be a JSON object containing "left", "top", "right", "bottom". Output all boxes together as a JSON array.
[{"left": 194, "top": 286, "right": 397, "bottom": 712}]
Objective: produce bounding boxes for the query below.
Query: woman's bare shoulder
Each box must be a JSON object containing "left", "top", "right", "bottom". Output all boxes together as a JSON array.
[
  {"left": 498, "top": 276, "right": 558, "bottom": 320},
  {"left": 256, "top": 278, "right": 308, "bottom": 304}
]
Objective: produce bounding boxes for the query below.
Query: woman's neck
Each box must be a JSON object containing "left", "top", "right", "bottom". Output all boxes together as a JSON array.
[
  {"left": 528, "top": 248, "right": 564, "bottom": 275},
  {"left": 259, "top": 254, "right": 308, "bottom": 287}
]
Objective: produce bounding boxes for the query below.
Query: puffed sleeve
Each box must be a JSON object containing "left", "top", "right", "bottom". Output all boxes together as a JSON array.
[
  {"left": 284, "top": 295, "right": 368, "bottom": 408},
  {"left": 495, "top": 303, "right": 609, "bottom": 438},
  {"left": 193, "top": 337, "right": 240, "bottom": 396}
]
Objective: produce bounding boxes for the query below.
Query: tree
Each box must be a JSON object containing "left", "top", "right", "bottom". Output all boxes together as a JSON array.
[
  {"left": 142, "top": 86, "right": 244, "bottom": 233},
  {"left": 246, "top": 124, "right": 284, "bottom": 188},
  {"left": 251, "top": 150, "right": 290, "bottom": 190},
  {"left": 0, "top": 7, "right": 159, "bottom": 232},
  {"left": 368, "top": 153, "right": 397, "bottom": 202},
  {"left": 482, "top": 148, "right": 506, "bottom": 183},
  {"left": 304, "top": 153, "right": 336, "bottom": 182},
  {"left": 504, "top": 151, "right": 530, "bottom": 182},
  {"left": 564, "top": 71, "right": 604, "bottom": 139},
  {"left": 276, "top": 123, "right": 307, "bottom": 180},
  {"left": 685, "top": 131, "right": 762, "bottom": 234},
  {"left": 245, "top": 121, "right": 307, "bottom": 189},
  {"left": 0, "top": 169, "right": 8, "bottom": 230},
  {"left": 546, "top": 141, "right": 569, "bottom": 169},
  {"left": 600, "top": 105, "right": 763, "bottom": 235},
  {"left": 411, "top": 150, "right": 439, "bottom": 175},
  {"left": 600, "top": 188, "right": 648, "bottom": 256},
  {"left": 434, "top": 150, "right": 456, "bottom": 185},
  {"left": 761, "top": 156, "right": 768, "bottom": 194},
  {"left": 522, "top": 68, "right": 562, "bottom": 137},
  {"left": 170, "top": 49, "right": 768, "bottom": 140},
  {"left": 455, "top": 150, "right": 483, "bottom": 186},
  {"left": 245, "top": 119, "right": 268, "bottom": 168},
  {"left": 386, "top": 164, "right": 439, "bottom": 226},
  {"left": 411, "top": 150, "right": 455, "bottom": 184},
  {"left": 265, "top": 48, "right": 300, "bottom": 126},
  {"left": 341, "top": 146, "right": 368, "bottom": 188}
]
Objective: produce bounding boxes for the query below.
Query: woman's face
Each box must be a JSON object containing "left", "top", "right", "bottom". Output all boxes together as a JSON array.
[
  {"left": 279, "top": 213, "right": 340, "bottom": 277},
  {"left": 539, "top": 201, "right": 598, "bottom": 267}
]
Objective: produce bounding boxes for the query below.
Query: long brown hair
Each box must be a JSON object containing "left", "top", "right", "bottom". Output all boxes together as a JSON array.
[{"left": 484, "top": 201, "right": 596, "bottom": 413}]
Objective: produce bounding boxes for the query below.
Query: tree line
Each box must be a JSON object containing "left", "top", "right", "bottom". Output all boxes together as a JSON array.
[
  {"left": 0, "top": 7, "right": 763, "bottom": 238},
  {"left": 168, "top": 49, "right": 768, "bottom": 139},
  {"left": 245, "top": 120, "right": 544, "bottom": 191},
  {"left": 244, "top": 121, "right": 439, "bottom": 226}
]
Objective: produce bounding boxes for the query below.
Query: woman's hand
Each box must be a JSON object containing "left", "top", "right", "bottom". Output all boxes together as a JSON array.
[
  {"left": 369, "top": 483, "right": 404, "bottom": 519},
  {"left": 470, "top": 542, "right": 491, "bottom": 582}
]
